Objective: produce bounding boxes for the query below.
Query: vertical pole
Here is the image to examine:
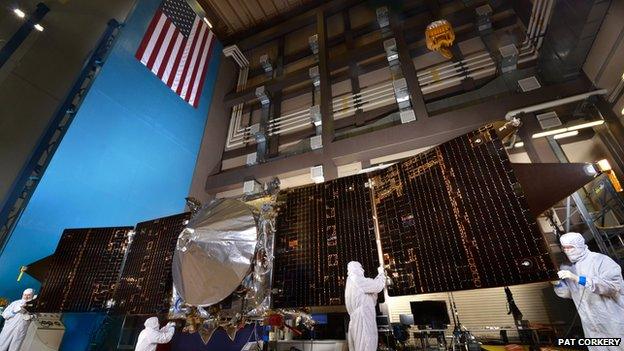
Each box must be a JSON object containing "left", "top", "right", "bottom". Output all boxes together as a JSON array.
[
  {"left": 565, "top": 196, "right": 571, "bottom": 233},
  {"left": 316, "top": 10, "right": 334, "bottom": 144}
]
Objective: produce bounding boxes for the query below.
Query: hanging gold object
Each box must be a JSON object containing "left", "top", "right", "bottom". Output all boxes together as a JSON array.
[{"left": 425, "top": 20, "right": 455, "bottom": 59}]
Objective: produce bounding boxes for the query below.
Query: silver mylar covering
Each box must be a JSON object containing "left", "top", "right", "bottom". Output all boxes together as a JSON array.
[{"left": 172, "top": 199, "right": 258, "bottom": 306}]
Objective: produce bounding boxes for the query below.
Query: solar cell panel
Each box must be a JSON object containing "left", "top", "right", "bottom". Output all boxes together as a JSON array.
[
  {"left": 272, "top": 174, "right": 381, "bottom": 308},
  {"left": 372, "top": 126, "right": 556, "bottom": 295},
  {"left": 34, "top": 227, "right": 132, "bottom": 312},
  {"left": 114, "top": 212, "right": 190, "bottom": 314}
]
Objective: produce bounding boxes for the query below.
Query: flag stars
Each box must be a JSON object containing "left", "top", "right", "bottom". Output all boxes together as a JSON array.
[{"left": 135, "top": 0, "right": 214, "bottom": 107}]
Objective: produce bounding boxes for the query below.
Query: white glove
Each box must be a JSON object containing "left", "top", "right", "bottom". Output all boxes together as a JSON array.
[
  {"left": 166, "top": 322, "right": 176, "bottom": 328},
  {"left": 557, "top": 270, "right": 579, "bottom": 283},
  {"left": 377, "top": 266, "right": 385, "bottom": 275}
]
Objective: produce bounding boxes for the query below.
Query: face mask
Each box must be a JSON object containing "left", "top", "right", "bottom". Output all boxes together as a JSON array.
[{"left": 565, "top": 247, "right": 585, "bottom": 263}]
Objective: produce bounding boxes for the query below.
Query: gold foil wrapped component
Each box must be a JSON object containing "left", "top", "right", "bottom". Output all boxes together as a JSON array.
[{"left": 425, "top": 20, "right": 455, "bottom": 59}]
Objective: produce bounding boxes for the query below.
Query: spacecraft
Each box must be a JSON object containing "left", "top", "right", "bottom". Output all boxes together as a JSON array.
[{"left": 25, "top": 121, "right": 604, "bottom": 343}]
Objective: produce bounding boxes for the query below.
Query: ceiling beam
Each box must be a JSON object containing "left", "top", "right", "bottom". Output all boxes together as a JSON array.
[
  {"left": 195, "top": 0, "right": 235, "bottom": 39},
  {"left": 227, "top": 0, "right": 362, "bottom": 50}
]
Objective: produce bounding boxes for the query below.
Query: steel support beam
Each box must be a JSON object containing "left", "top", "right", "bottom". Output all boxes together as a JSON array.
[
  {"left": 596, "top": 97, "right": 624, "bottom": 150},
  {"left": 343, "top": 10, "right": 364, "bottom": 126},
  {"left": 516, "top": 112, "right": 561, "bottom": 163},
  {"left": 206, "top": 78, "right": 592, "bottom": 193},
  {"left": 224, "top": 5, "right": 516, "bottom": 109},
  {"left": 317, "top": 10, "right": 334, "bottom": 147},
  {"left": 391, "top": 13, "right": 428, "bottom": 119},
  {"left": 509, "top": 0, "right": 533, "bottom": 28},
  {"left": 224, "top": 68, "right": 309, "bottom": 108},
  {"left": 267, "top": 37, "right": 285, "bottom": 158},
  {"left": 239, "top": 8, "right": 518, "bottom": 114},
  {"left": 334, "top": 104, "right": 398, "bottom": 130},
  {"left": 593, "top": 97, "right": 624, "bottom": 178},
  {"left": 230, "top": 0, "right": 361, "bottom": 50}
]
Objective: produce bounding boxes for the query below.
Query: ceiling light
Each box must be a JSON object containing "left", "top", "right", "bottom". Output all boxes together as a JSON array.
[
  {"left": 34, "top": 24, "right": 44, "bottom": 31},
  {"left": 13, "top": 8, "right": 25, "bottom": 18},
  {"left": 597, "top": 159, "right": 612, "bottom": 172},
  {"left": 532, "top": 119, "right": 604, "bottom": 139},
  {"left": 553, "top": 130, "right": 579, "bottom": 140},
  {"left": 566, "top": 120, "right": 604, "bottom": 131},
  {"left": 584, "top": 164, "right": 598, "bottom": 176},
  {"left": 203, "top": 17, "right": 212, "bottom": 28},
  {"left": 532, "top": 127, "right": 567, "bottom": 139},
  {"left": 514, "top": 142, "right": 524, "bottom": 148}
]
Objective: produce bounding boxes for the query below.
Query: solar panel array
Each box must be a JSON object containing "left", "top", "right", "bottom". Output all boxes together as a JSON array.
[
  {"left": 273, "top": 174, "right": 381, "bottom": 308},
  {"left": 371, "top": 126, "right": 556, "bottom": 295},
  {"left": 34, "top": 227, "right": 132, "bottom": 312},
  {"left": 114, "top": 212, "right": 190, "bottom": 314},
  {"left": 33, "top": 125, "right": 557, "bottom": 312}
]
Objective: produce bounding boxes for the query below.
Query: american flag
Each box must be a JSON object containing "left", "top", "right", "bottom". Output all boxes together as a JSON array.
[{"left": 135, "top": 0, "right": 215, "bottom": 107}]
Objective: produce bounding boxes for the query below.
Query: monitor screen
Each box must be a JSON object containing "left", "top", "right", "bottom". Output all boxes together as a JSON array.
[
  {"left": 376, "top": 315, "right": 390, "bottom": 326},
  {"left": 399, "top": 314, "right": 414, "bottom": 325},
  {"left": 410, "top": 301, "right": 450, "bottom": 327},
  {"left": 312, "top": 314, "right": 328, "bottom": 325}
]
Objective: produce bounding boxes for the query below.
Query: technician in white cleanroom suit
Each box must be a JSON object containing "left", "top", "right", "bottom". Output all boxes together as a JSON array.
[
  {"left": 553, "top": 232, "right": 624, "bottom": 350},
  {"left": 345, "top": 261, "right": 386, "bottom": 351},
  {"left": 0, "top": 288, "right": 35, "bottom": 351},
  {"left": 134, "top": 317, "right": 175, "bottom": 351}
]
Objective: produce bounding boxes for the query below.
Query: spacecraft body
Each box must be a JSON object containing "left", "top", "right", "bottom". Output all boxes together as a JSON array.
[
  {"left": 29, "top": 122, "right": 603, "bottom": 343},
  {"left": 171, "top": 198, "right": 278, "bottom": 326}
]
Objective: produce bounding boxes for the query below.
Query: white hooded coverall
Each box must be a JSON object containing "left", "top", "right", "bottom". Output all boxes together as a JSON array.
[
  {"left": 345, "top": 261, "right": 385, "bottom": 351},
  {"left": 0, "top": 289, "right": 34, "bottom": 351},
  {"left": 554, "top": 232, "right": 624, "bottom": 350},
  {"left": 134, "top": 317, "right": 175, "bottom": 351}
]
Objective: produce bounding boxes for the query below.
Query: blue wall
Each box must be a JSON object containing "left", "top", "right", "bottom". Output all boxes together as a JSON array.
[{"left": 0, "top": 0, "right": 221, "bottom": 348}]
